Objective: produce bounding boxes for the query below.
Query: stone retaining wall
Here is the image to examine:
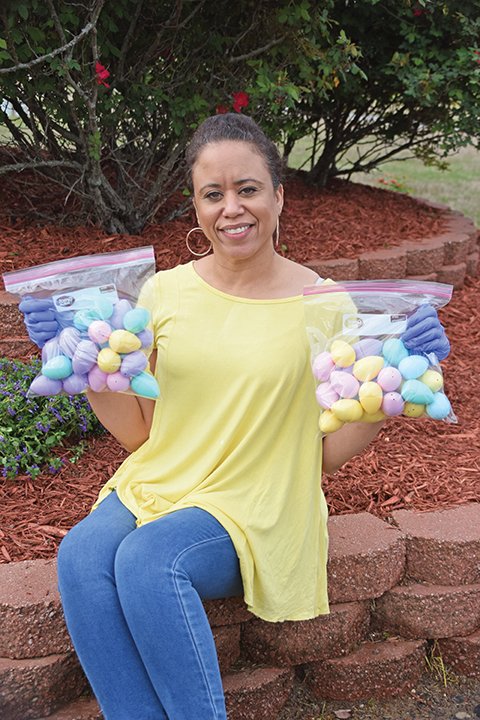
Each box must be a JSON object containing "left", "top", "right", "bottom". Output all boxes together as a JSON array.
[{"left": 1, "top": 504, "right": 479, "bottom": 720}]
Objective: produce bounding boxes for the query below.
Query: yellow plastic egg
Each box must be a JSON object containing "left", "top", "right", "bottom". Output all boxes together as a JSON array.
[
  {"left": 330, "top": 340, "right": 356, "bottom": 368},
  {"left": 358, "top": 381, "right": 383, "bottom": 414},
  {"left": 97, "top": 348, "right": 121, "bottom": 374},
  {"left": 419, "top": 369, "right": 443, "bottom": 392},
  {"left": 353, "top": 355, "right": 384, "bottom": 382},
  {"left": 403, "top": 402, "right": 426, "bottom": 418},
  {"left": 331, "top": 398, "right": 363, "bottom": 422},
  {"left": 109, "top": 329, "right": 142, "bottom": 354},
  {"left": 319, "top": 410, "right": 344, "bottom": 434},
  {"left": 362, "top": 409, "right": 386, "bottom": 423}
]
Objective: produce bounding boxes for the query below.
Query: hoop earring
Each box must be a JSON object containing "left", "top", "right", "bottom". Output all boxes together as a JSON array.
[
  {"left": 186, "top": 227, "right": 212, "bottom": 257},
  {"left": 274, "top": 217, "right": 280, "bottom": 248}
]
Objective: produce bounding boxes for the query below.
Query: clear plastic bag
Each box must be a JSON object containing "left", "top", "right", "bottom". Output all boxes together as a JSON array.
[
  {"left": 3, "top": 246, "right": 160, "bottom": 400},
  {"left": 303, "top": 279, "right": 456, "bottom": 433}
]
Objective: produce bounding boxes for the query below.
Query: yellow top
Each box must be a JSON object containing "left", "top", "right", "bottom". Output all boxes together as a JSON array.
[{"left": 93, "top": 261, "right": 329, "bottom": 621}]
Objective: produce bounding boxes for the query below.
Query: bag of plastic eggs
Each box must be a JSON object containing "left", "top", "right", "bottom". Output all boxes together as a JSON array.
[
  {"left": 3, "top": 246, "right": 161, "bottom": 400},
  {"left": 303, "top": 279, "right": 457, "bottom": 434}
]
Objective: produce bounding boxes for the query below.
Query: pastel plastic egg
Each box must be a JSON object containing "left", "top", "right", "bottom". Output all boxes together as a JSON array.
[
  {"left": 41, "top": 337, "right": 61, "bottom": 363},
  {"left": 137, "top": 328, "right": 154, "bottom": 349},
  {"left": 312, "top": 351, "right": 335, "bottom": 382},
  {"left": 63, "top": 373, "right": 88, "bottom": 395},
  {"left": 362, "top": 409, "right": 386, "bottom": 423},
  {"left": 382, "top": 337, "right": 409, "bottom": 367},
  {"left": 315, "top": 382, "right": 339, "bottom": 409},
  {"left": 97, "top": 348, "right": 122, "bottom": 374},
  {"left": 120, "top": 351, "right": 148, "bottom": 378},
  {"left": 353, "top": 355, "right": 384, "bottom": 382},
  {"left": 106, "top": 371, "right": 131, "bottom": 393},
  {"left": 403, "top": 402, "right": 426, "bottom": 418},
  {"left": 331, "top": 398, "right": 363, "bottom": 422},
  {"left": 353, "top": 337, "right": 383, "bottom": 359},
  {"left": 73, "top": 310, "right": 91, "bottom": 331},
  {"left": 42, "top": 355, "right": 73, "bottom": 380},
  {"left": 58, "top": 327, "right": 81, "bottom": 358},
  {"left": 72, "top": 340, "right": 99, "bottom": 375},
  {"left": 382, "top": 392, "right": 404, "bottom": 416},
  {"left": 330, "top": 340, "right": 356, "bottom": 368},
  {"left": 319, "top": 410, "right": 344, "bottom": 434},
  {"left": 110, "top": 299, "right": 133, "bottom": 329},
  {"left": 88, "top": 365, "right": 108, "bottom": 392},
  {"left": 377, "top": 366, "right": 402, "bottom": 392},
  {"left": 426, "top": 392, "right": 452, "bottom": 420},
  {"left": 419, "top": 369, "right": 444, "bottom": 392},
  {"left": 123, "top": 307, "right": 150, "bottom": 334},
  {"left": 29, "top": 374, "right": 63, "bottom": 396},
  {"left": 358, "top": 382, "right": 383, "bottom": 414},
  {"left": 109, "top": 329, "right": 142, "bottom": 354},
  {"left": 93, "top": 297, "right": 114, "bottom": 320},
  {"left": 398, "top": 355, "right": 429, "bottom": 380},
  {"left": 130, "top": 371, "right": 160, "bottom": 399},
  {"left": 88, "top": 320, "right": 112, "bottom": 345},
  {"left": 401, "top": 379, "right": 434, "bottom": 405},
  {"left": 329, "top": 371, "right": 360, "bottom": 399}
]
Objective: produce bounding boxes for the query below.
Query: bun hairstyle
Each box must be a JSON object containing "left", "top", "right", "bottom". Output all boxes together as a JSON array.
[{"left": 185, "top": 113, "right": 284, "bottom": 190}]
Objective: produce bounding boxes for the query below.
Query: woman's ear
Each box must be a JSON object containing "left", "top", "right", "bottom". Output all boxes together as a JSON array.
[{"left": 275, "top": 184, "right": 284, "bottom": 214}]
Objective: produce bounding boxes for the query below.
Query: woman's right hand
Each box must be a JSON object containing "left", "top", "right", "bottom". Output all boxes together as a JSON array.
[{"left": 18, "top": 296, "right": 59, "bottom": 348}]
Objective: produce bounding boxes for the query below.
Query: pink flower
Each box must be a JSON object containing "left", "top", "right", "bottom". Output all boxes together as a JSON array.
[
  {"left": 232, "top": 91, "right": 249, "bottom": 113},
  {"left": 95, "top": 62, "right": 110, "bottom": 89},
  {"left": 413, "top": 7, "right": 425, "bottom": 16},
  {"left": 216, "top": 105, "right": 229, "bottom": 115}
]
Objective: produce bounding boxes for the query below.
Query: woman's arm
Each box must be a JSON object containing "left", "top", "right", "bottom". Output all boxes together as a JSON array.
[
  {"left": 86, "top": 351, "right": 157, "bottom": 452},
  {"left": 322, "top": 419, "right": 385, "bottom": 475}
]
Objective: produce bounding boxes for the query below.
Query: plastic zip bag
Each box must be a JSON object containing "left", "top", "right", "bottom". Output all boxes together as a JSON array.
[
  {"left": 3, "top": 246, "right": 160, "bottom": 400},
  {"left": 303, "top": 279, "right": 456, "bottom": 433}
]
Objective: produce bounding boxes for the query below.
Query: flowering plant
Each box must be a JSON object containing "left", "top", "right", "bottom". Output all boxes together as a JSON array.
[
  {"left": 95, "top": 61, "right": 110, "bottom": 88},
  {"left": 0, "top": 358, "right": 103, "bottom": 480}
]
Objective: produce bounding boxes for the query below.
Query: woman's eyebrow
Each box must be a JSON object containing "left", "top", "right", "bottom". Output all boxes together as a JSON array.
[{"left": 199, "top": 178, "right": 264, "bottom": 193}]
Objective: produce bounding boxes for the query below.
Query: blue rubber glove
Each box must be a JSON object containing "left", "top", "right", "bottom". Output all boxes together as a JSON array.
[
  {"left": 401, "top": 304, "right": 450, "bottom": 361},
  {"left": 18, "top": 296, "right": 59, "bottom": 348}
]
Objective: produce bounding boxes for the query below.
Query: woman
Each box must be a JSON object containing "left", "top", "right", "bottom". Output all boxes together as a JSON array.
[{"left": 20, "top": 113, "right": 449, "bottom": 720}]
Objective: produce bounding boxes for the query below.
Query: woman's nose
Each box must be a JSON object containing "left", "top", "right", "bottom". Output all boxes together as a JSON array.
[{"left": 222, "top": 191, "right": 244, "bottom": 216}]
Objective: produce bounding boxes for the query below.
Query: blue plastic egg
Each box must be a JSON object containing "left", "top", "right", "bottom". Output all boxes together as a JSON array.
[
  {"left": 382, "top": 338, "right": 409, "bottom": 367},
  {"left": 398, "top": 355, "right": 429, "bottom": 380},
  {"left": 426, "top": 392, "right": 452, "bottom": 420},
  {"left": 130, "top": 371, "right": 160, "bottom": 399},
  {"left": 401, "top": 379, "right": 434, "bottom": 405},
  {"left": 42, "top": 355, "right": 73, "bottom": 380},
  {"left": 123, "top": 307, "right": 150, "bottom": 334}
]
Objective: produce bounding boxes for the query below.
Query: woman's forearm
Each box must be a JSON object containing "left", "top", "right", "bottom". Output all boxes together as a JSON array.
[
  {"left": 86, "top": 389, "right": 155, "bottom": 452},
  {"left": 322, "top": 419, "right": 386, "bottom": 474}
]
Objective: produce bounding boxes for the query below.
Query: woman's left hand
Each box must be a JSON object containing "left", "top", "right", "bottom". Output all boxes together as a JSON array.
[{"left": 401, "top": 304, "right": 450, "bottom": 360}]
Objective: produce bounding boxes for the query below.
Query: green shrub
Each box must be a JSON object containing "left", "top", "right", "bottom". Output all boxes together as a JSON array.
[{"left": 0, "top": 357, "right": 104, "bottom": 480}]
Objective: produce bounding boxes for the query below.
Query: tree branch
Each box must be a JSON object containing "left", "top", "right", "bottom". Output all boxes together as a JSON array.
[
  {"left": 0, "top": 159, "right": 83, "bottom": 176},
  {"left": 229, "top": 35, "right": 286, "bottom": 63}
]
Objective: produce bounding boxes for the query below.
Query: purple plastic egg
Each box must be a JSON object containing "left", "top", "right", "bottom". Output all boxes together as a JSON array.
[
  {"left": 315, "top": 382, "right": 339, "bottom": 409},
  {"left": 120, "top": 350, "right": 148, "bottom": 378},
  {"left": 63, "top": 373, "right": 88, "bottom": 395},
  {"left": 381, "top": 392, "right": 405, "bottom": 416},
  {"left": 41, "top": 337, "right": 61, "bottom": 363},
  {"left": 29, "top": 374, "right": 63, "bottom": 396},
  {"left": 106, "top": 371, "right": 131, "bottom": 392},
  {"left": 329, "top": 370, "right": 360, "bottom": 399},
  {"left": 88, "top": 365, "right": 108, "bottom": 392},
  {"left": 58, "top": 327, "right": 82, "bottom": 358},
  {"left": 377, "top": 366, "right": 402, "bottom": 392},
  {"left": 312, "top": 351, "right": 334, "bottom": 382},
  {"left": 137, "top": 328, "right": 154, "bottom": 349},
  {"left": 353, "top": 337, "right": 383, "bottom": 359},
  {"left": 109, "top": 299, "right": 133, "bottom": 329},
  {"left": 72, "top": 339, "right": 99, "bottom": 375}
]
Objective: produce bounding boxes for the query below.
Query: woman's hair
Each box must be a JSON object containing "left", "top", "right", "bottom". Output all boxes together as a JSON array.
[{"left": 185, "top": 113, "right": 283, "bottom": 190}]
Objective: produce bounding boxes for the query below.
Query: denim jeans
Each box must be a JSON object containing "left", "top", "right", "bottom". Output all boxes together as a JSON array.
[{"left": 57, "top": 491, "right": 243, "bottom": 720}]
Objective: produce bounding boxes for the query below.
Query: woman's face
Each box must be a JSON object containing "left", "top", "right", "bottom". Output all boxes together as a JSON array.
[{"left": 192, "top": 140, "right": 283, "bottom": 263}]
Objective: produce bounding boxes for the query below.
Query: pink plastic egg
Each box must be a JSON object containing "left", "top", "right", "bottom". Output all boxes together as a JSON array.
[
  {"left": 315, "top": 382, "right": 339, "bottom": 409},
  {"left": 88, "top": 320, "right": 112, "bottom": 345},
  {"left": 312, "top": 352, "right": 334, "bottom": 382},
  {"left": 329, "top": 370, "right": 360, "bottom": 399},
  {"left": 377, "top": 366, "right": 402, "bottom": 392},
  {"left": 382, "top": 392, "right": 404, "bottom": 416},
  {"left": 63, "top": 373, "right": 88, "bottom": 395},
  {"left": 88, "top": 365, "right": 108, "bottom": 392},
  {"left": 106, "top": 371, "right": 131, "bottom": 392}
]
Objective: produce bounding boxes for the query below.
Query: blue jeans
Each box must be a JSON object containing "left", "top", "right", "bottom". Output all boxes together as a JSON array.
[{"left": 57, "top": 492, "right": 243, "bottom": 720}]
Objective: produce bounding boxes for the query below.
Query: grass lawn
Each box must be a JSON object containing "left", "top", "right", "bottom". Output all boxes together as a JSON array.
[{"left": 288, "top": 141, "right": 480, "bottom": 228}]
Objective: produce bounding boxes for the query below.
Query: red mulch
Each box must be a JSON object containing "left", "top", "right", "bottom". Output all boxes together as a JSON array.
[{"left": 0, "top": 171, "right": 478, "bottom": 564}]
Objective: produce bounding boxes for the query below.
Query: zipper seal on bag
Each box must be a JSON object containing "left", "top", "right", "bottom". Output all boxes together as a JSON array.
[
  {"left": 303, "top": 279, "right": 453, "bottom": 300},
  {"left": 3, "top": 246, "right": 155, "bottom": 293}
]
